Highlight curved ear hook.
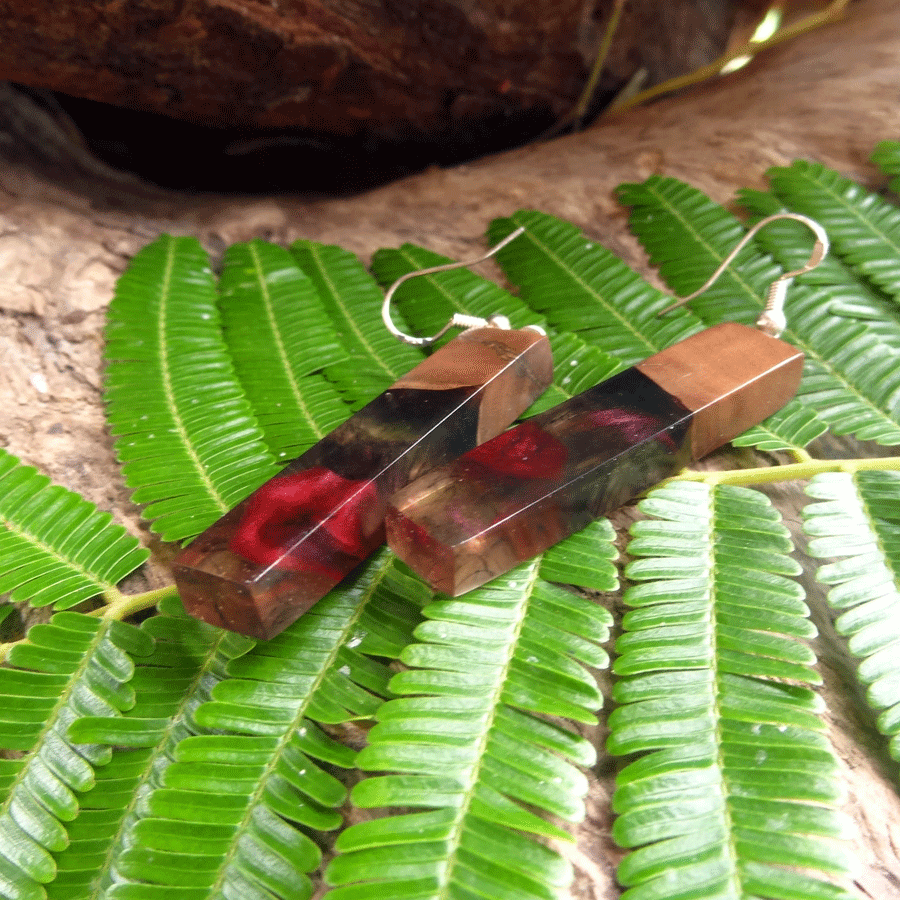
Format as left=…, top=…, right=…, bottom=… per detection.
left=658, top=213, right=830, bottom=337
left=381, top=227, right=526, bottom=347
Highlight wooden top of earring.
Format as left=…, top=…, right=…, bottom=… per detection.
left=392, top=326, right=553, bottom=445
left=636, top=321, right=804, bottom=459
left=391, top=326, right=551, bottom=392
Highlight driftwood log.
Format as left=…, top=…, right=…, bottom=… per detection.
left=0, top=0, right=735, bottom=136
left=1, top=0, right=899, bottom=897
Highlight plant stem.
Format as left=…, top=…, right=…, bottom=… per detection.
left=605, top=0, right=852, bottom=116
left=89, top=584, right=179, bottom=621
left=572, top=0, right=626, bottom=124
left=540, top=0, right=625, bottom=137
left=789, top=447, right=814, bottom=464
left=673, top=455, right=900, bottom=488
left=0, top=586, right=178, bottom=661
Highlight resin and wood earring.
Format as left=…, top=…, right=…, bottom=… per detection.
left=173, top=228, right=553, bottom=639
left=386, top=214, right=829, bottom=596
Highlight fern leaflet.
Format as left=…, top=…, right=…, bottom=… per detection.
left=738, top=187, right=900, bottom=351
left=104, top=235, right=279, bottom=541
left=765, top=159, right=900, bottom=300
left=804, top=471, right=900, bottom=760
left=54, top=597, right=251, bottom=899
left=0, top=614, right=151, bottom=900
left=290, top=240, right=424, bottom=405
left=218, top=240, right=349, bottom=461
left=0, top=450, right=148, bottom=610
left=871, top=139, right=900, bottom=194
left=611, top=482, right=854, bottom=900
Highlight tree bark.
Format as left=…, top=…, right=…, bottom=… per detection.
left=1, top=1, right=899, bottom=897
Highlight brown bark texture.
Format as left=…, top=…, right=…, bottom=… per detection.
left=1, top=1, right=900, bottom=898
left=0, top=0, right=734, bottom=136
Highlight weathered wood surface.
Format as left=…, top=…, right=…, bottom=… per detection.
left=1, top=1, right=899, bottom=897
left=0, top=0, right=735, bottom=136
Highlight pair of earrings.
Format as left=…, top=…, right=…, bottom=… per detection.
left=173, top=215, right=828, bottom=640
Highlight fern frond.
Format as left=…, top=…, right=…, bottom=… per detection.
left=53, top=597, right=251, bottom=899
left=610, top=482, right=855, bottom=900
left=622, top=176, right=900, bottom=445
left=326, top=559, right=612, bottom=900
left=804, top=471, right=900, bottom=760
left=731, top=400, right=828, bottom=452
left=0, top=450, right=148, bottom=610
left=0, top=613, right=151, bottom=900
left=290, top=240, right=425, bottom=404
left=871, top=139, right=900, bottom=194
left=487, top=210, right=704, bottom=365
left=218, top=240, right=349, bottom=461
left=71, top=555, right=406, bottom=900
left=765, top=160, right=900, bottom=300
left=539, top=519, right=618, bottom=590
left=620, top=178, right=774, bottom=326
left=104, top=235, right=279, bottom=541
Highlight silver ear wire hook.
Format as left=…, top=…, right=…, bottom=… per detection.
left=382, top=227, right=527, bottom=347
left=657, top=213, right=829, bottom=337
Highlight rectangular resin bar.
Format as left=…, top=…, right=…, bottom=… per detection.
left=173, top=326, right=552, bottom=638
left=386, top=322, right=804, bottom=596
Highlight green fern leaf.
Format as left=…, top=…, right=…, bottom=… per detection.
left=803, top=470, right=900, bottom=760
left=290, top=240, right=425, bottom=404
left=52, top=597, right=251, bottom=899
left=610, top=482, right=855, bottom=900
left=104, top=235, right=280, bottom=541
left=486, top=210, right=704, bottom=365
left=326, top=560, right=612, bottom=900
left=351, top=555, right=434, bottom=659
left=620, top=177, right=776, bottom=326
left=539, top=519, right=618, bottom=590
left=622, top=176, right=900, bottom=445
left=0, top=450, right=148, bottom=610
left=71, top=555, right=406, bottom=900
left=871, top=139, right=900, bottom=194
left=218, top=240, right=349, bottom=461
left=0, top=613, right=151, bottom=900
left=731, top=400, right=827, bottom=452
left=765, top=159, right=900, bottom=300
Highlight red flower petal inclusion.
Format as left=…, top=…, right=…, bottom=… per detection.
left=229, top=467, right=379, bottom=578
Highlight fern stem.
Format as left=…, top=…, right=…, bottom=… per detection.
left=674, top=455, right=900, bottom=488
left=789, top=447, right=815, bottom=464
left=90, top=585, right=179, bottom=621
